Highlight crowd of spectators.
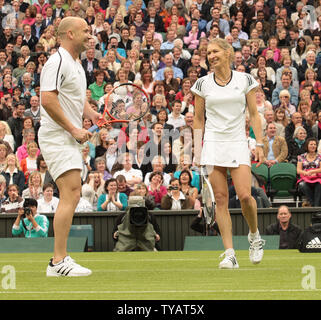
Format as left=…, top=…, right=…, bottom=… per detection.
left=0, top=0, right=321, bottom=215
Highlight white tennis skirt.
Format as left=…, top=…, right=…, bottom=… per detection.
left=38, top=126, right=83, bottom=181
left=201, top=140, right=251, bottom=168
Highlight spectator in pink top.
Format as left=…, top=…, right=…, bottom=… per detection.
left=16, top=128, right=40, bottom=163
left=183, top=19, right=206, bottom=50
left=147, top=171, right=167, bottom=208
left=262, top=36, right=281, bottom=63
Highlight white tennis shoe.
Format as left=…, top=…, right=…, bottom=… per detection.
left=46, top=255, right=92, bottom=277
left=219, top=250, right=239, bottom=269
left=248, top=233, right=265, bottom=264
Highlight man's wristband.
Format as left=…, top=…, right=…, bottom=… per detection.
left=256, top=143, right=264, bottom=148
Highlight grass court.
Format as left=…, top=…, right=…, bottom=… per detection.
left=0, top=250, right=320, bottom=300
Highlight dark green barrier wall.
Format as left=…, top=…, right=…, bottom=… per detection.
left=0, top=208, right=317, bottom=251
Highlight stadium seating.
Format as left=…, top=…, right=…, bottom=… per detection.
left=69, top=225, right=94, bottom=251
left=0, top=237, right=88, bottom=253
left=184, top=235, right=280, bottom=250
left=269, top=163, right=298, bottom=201
left=251, top=163, right=269, bottom=187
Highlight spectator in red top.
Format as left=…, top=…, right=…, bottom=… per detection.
left=34, top=0, right=51, bottom=17
left=147, top=171, right=167, bottom=208
left=175, top=78, right=194, bottom=115
left=164, top=5, right=185, bottom=31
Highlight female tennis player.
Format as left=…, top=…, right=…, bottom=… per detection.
left=191, top=38, right=265, bottom=269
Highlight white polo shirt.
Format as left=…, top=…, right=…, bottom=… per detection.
left=113, top=167, right=143, bottom=183
left=40, top=46, right=87, bottom=130
left=167, top=113, right=185, bottom=130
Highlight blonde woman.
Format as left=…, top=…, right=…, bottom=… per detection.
left=20, top=141, right=39, bottom=184
left=16, top=128, right=39, bottom=163
left=20, top=45, right=32, bottom=65
left=92, top=11, right=105, bottom=36
left=67, top=0, right=89, bottom=12
left=95, top=128, right=109, bottom=158
left=127, top=48, right=141, bottom=73
left=198, top=45, right=208, bottom=71
left=81, top=171, right=105, bottom=209
left=106, top=0, right=127, bottom=18
left=22, top=170, right=43, bottom=200
left=300, top=68, right=321, bottom=100
left=111, top=13, right=127, bottom=31
left=0, top=121, right=14, bottom=151
left=1, top=153, right=25, bottom=194
left=105, top=6, right=117, bottom=23
left=105, top=49, right=121, bottom=74
left=113, top=67, right=132, bottom=98
left=39, top=27, right=57, bottom=52
left=85, top=6, right=95, bottom=25
left=192, top=38, right=265, bottom=269
left=0, top=143, right=9, bottom=172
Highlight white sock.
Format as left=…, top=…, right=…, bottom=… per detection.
left=52, top=257, right=65, bottom=265
left=225, top=248, right=235, bottom=256
left=249, top=229, right=260, bottom=240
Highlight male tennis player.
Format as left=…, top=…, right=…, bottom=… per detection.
left=39, top=17, right=100, bottom=277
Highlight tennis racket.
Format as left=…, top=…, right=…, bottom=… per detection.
left=200, top=166, right=215, bottom=226
left=88, top=82, right=151, bottom=133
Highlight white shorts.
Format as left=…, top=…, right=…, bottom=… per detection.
left=38, top=126, right=83, bottom=181
left=201, top=140, right=250, bottom=168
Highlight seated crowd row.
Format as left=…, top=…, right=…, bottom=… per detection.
left=1, top=0, right=321, bottom=213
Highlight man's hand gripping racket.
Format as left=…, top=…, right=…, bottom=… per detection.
left=87, top=82, right=151, bottom=133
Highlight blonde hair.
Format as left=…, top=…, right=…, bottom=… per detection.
left=27, top=141, right=38, bottom=152
left=0, top=121, right=12, bottom=135
left=28, top=171, right=42, bottom=186
left=208, top=38, right=235, bottom=64
left=279, top=89, right=291, bottom=98
left=5, top=154, right=21, bottom=171
left=98, top=128, right=109, bottom=145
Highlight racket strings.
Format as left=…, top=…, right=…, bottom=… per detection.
left=201, top=173, right=215, bottom=225
left=106, top=84, right=150, bottom=121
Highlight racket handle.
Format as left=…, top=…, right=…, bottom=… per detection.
left=88, top=124, right=99, bottom=133
left=76, top=124, right=99, bottom=144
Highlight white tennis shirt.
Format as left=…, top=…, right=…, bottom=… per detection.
left=40, top=47, right=87, bottom=130
left=191, top=71, right=258, bottom=142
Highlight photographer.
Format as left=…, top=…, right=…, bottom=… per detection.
left=106, top=36, right=126, bottom=64
left=161, top=178, right=194, bottom=210
left=113, top=196, right=161, bottom=251
left=12, top=198, right=49, bottom=238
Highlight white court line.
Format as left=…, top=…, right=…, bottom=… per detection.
left=12, top=267, right=288, bottom=274
left=0, top=258, right=203, bottom=263
left=1, top=289, right=321, bottom=295
left=1, top=256, right=321, bottom=263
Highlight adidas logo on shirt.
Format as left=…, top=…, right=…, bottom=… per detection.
left=306, top=237, right=321, bottom=249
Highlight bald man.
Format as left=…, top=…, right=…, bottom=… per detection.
left=39, top=17, right=100, bottom=277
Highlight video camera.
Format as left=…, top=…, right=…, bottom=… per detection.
left=128, top=196, right=148, bottom=226
left=114, top=196, right=160, bottom=251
